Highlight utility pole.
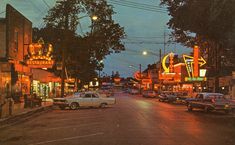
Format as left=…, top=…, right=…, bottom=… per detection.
left=163, top=30, right=166, bottom=56
left=139, top=64, right=142, bottom=94
left=61, top=1, right=69, bottom=97
left=159, top=49, right=162, bottom=93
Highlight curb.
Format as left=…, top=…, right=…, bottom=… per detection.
left=0, top=105, right=53, bottom=129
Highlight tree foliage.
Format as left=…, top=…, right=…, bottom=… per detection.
left=161, top=0, right=235, bottom=70
left=34, top=0, right=125, bottom=85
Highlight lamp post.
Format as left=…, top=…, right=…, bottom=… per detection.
left=129, top=64, right=142, bottom=94
left=142, top=49, right=162, bottom=92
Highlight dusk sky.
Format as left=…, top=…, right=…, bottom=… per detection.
left=0, top=0, right=191, bottom=77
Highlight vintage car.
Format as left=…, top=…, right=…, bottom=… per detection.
left=186, top=92, right=235, bottom=113
left=53, top=91, right=116, bottom=110
left=142, top=90, right=157, bottom=98
left=129, top=89, right=139, bottom=95
left=158, top=91, right=187, bottom=103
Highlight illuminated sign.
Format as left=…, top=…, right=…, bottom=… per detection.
left=26, top=60, right=54, bottom=68
left=185, top=77, right=207, bottom=82
left=162, top=52, right=175, bottom=73
left=199, top=69, right=207, bottom=77
left=26, top=38, right=54, bottom=69
left=183, top=56, right=206, bottom=77
left=183, top=46, right=207, bottom=82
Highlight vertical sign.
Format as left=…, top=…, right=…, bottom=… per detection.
left=193, top=45, right=199, bottom=77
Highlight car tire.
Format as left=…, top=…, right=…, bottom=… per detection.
left=204, top=106, right=209, bottom=113
left=59, top=106, right=66, bottom=110
left=187, top=104, right=193, bottom=111
left=70, top=102, right=79, bottom=110
left=100, top=103, right=107, bottom=108
left=224, top=110, right=230, bottom=114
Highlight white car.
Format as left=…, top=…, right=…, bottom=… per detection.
left=53, top=91, right=116, bottom=110
left=129, top=89, right=139, bottom=95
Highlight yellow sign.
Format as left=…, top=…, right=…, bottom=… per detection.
left=183, top=55, right=206, bottom=77
left=26, top=38, right=54, bottom=69
left=162, top=52, right=174, bottom=73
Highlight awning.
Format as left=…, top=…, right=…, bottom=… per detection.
left=32, top=69, right=61, bottom=83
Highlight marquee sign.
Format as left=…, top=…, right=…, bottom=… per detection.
left=183, top=46, right=207, bottom=82
left=26, top=38, right=54, bottom=69
left=162, top=52, right=175, bottom=73
left=183, top=55, right=206, bottom=77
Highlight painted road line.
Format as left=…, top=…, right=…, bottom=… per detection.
left=28, top=132, right=104, bottom=145
left=30, top=122, right=102, bottom=133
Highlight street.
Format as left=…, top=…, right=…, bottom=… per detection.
left=1, top=92, right=235, bottom=145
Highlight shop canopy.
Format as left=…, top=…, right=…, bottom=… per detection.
left=32, top=69, right=61, bottom=83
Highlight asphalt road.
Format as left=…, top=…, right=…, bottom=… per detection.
left=0, top=92, right=235, bottom=145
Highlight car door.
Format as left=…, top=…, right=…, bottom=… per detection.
left=80, top=93, right=92, bottom=107
left=91, top=93, right=101, bottom=107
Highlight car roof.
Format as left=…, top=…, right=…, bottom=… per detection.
left=197, top=92, right=224, bottom=96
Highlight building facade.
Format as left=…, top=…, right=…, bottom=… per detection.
left=0, top=4, right=32, bottom=117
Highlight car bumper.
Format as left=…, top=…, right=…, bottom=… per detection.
left=53, top=102, right=69, bottom=107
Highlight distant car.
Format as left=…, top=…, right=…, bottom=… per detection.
left=158, top=92, right=188, bottom=103
left=158, top=93, right=176, bottom=102
left=129, top=89, right=139, bottom=95
left=186, top=92, right=235, bottom=113
left=53, top=91, right=116, bottom=110
left=142, top=90, right=157, bottom=98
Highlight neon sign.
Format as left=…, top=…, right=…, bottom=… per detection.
left=183, top=55, right=206, bottom=77
left=183, top=46, right=207, bottom=82
left=26, top=38, right=54, bottom=68
left=162, top=52, right=175, bottom=73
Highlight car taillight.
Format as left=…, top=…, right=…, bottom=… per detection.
left=211, top=99, right=215, bottom=103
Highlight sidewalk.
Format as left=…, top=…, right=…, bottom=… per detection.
left=12, top=101, right=53, bottom=115
left=0, top=101, right=53, bottom=129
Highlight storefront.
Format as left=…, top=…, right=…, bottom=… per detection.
left=32, top=69, right=60, bottom=99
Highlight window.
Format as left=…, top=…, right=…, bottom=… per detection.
left=14, top=31, right=19, bottom=52
left=92, top=94, right=98, bottom=98
left=84, top=94, right=91, bottom=98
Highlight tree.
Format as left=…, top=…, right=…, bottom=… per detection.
left=35, top=0, right=125, bottom=93
left=160, top=0, right=235, bottom=68
left=161, top=0, right=235, bottom=92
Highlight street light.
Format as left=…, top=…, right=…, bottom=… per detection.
left=128, top=64, right=142, bottom=94
left=142, top=51, right=148, bottom=56
left=91, top=15, right=98, bottom=21
left=142, top=49, right=162, bottom=91
left=98, top=60, right=103, bottom=88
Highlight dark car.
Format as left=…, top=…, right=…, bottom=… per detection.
left=158, top=92, right=177, bottom=102
left=142, top=90, right=157, bottom=98
left=186, top=93, right=235, bottom=113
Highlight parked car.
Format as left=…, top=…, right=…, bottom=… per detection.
left=158, top=92, right=177, bottom=102
left=186, top=92, right=235, bottom=113
left=159, top=91, right=188, bottom=103
left=129, top=89, right=139, bottom=95
left=53, top=91, right=116, bottom=110
left=99, top=86, right=114, bottom=97
left=142, top=90, right=157, bottom=98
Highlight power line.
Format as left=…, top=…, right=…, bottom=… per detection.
left=110, top=0, right=167, bottom=11
left=109, top=1, right=167, bottom=13
left=42, top=0, right=51, bottom=9
left=123, top=41, right=175, bottom=44
left=0, top=11, right=6, bottom=15
left=109, top=2, right=166, bottom=13
left=119, top=0, right=165, bottom=9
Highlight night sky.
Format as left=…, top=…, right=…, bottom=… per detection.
left=0, top=0, right=191, bottom=77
